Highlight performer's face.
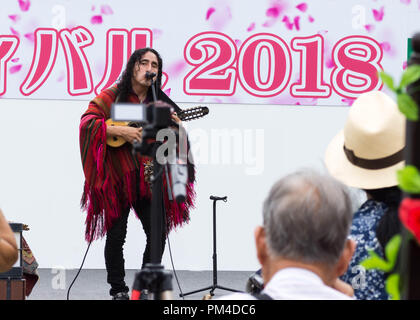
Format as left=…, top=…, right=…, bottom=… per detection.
left=132, top=51, right=159, bottom=88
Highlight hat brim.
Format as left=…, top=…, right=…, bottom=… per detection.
left=325, top=130, right=405, bottom=190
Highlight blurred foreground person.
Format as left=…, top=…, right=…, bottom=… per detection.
left=0, top=209, right=18, bottom=273
left=325, top=91, right=405, bottom=300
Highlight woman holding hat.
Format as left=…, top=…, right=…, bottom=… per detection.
left=325, top=90, right=405, bottom=300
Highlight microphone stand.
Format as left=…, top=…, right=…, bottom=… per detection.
left=150, top=74, right=158, bottom=102
left=180, top=196, right=241, bottom=298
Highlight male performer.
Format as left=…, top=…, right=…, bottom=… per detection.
left=79, top=48, right=195, bottom=300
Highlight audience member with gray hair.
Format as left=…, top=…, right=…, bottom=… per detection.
left=219, top=169, right=356, bottom=300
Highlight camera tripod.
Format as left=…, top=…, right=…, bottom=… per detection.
left=179, top=195, right=241, bottom=298
left=131, top=76, right=176, bottom=300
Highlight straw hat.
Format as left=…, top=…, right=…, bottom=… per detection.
left=325, top=91, right=406, bottom=190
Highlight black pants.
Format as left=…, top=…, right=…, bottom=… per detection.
left=104, top=198, right=166, bottom=296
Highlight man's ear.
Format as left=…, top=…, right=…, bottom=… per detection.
left=335, top=239, right=356, bottom=277
left=255, top=226, right=268, bottom=266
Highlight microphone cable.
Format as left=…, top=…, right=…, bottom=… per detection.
left=66, top=220, right=97, bottom=300
left=166, top=232, right=185, bottom=300
left=161, top=164, right=185, bottom=299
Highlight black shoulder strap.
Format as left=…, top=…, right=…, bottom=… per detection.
left=252, top=292, right=273, bottom=300
left=155, top=87, right=182, bottom=113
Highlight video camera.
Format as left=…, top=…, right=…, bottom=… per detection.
left=111, top=99, right=188, bottom=203
left=110, top=100, right=173, bottom=150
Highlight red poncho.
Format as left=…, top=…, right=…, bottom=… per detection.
left=79, top=86, right=195, bottom=242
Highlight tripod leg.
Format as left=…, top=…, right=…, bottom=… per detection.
left=209, top=286, right=216, bottom=296
left=216, top=285, right=242, bottom=293
left=179, top=285, right=213, bottom=297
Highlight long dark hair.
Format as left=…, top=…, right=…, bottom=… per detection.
left=116, top=48, right=163, bottom=102
left=366, top=186, right=402, bottom=250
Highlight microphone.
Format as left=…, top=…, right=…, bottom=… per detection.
left=145, top=71, right=156, bottom=79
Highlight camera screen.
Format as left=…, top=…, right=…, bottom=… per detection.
left=111, top=103, right=147, bottom=122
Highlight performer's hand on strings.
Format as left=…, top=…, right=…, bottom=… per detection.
left=122, top=126, right=143, bottom=144
left=107, top=125, right=143, bottom=144
left=171, top=112, right=182, bottom=124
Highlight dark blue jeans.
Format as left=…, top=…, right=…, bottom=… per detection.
left=104, top=198, right=166, bottom=296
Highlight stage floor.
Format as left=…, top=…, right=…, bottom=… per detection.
left=27, top=268, right=254, bottom=300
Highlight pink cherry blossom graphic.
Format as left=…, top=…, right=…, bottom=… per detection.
left=152, top=28, right=163, bottom=39
left=227, top=96, right=240, bottom=104
left=95, top=61, right=105, bottom=78
left=166, top=60, right=187, bottom=77
left=10, top=27, right=20, bottom=37
left=266, top=0, right=287, bottom=18
left=380, top=42, right=391, bottom=52
left=296, top=3, right=308, bottom=12
left=206, top=4, right=232, bottom=31
left=206, top=7, right=216, bottom=20
left=262, top=19, right=276, bottom=28
left=364, top=24, right=375, bottom=33
left=282, top=16, right=294, bottom=30
left=342, top=98, right=355, bottom=106
left=24, top=32, right=34, bottom=43
left=308, top=15, right=315, bottom=23
left=372, top=6, right=384, bottom=21
left=11, top=58, right=20, bottom=63
left=18, top=0, right=30, bottom=12
left=266, top=6, right=281, bottom=18
left=294, top=16, right=300, bottom=31
left=269, top=95, right=301, bottom=105
left=91, top=15, right=103, bottom=25
left=8, top=14, right=21, bottom=23
left=247, top=22, right=256, bottom=32
left=101, top=5, right=114, bottom=15
left=325, top=58, right=335, bottom=69
left=57, top=70, right=65, bottom=82
left=9, top=64, right=22, bottom=74
left=310, top=98, right=318, bottom=105
left=164, top=88, right=171, bottom=96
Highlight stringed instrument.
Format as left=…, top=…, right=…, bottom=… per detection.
left=106, top=105, right=209, bottom=147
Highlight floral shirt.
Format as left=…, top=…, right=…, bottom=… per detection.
left=340, top=199, right=389, bottom=300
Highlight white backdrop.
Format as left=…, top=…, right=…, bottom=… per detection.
left=0, top=97, right=360, bottom=271
left=3, top=0, right=408, bottom=273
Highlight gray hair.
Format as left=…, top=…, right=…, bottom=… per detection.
left=262, top=169, right=353, bottom=265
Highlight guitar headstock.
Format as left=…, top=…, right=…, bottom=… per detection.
left=179, top=106, right=209, bottom=121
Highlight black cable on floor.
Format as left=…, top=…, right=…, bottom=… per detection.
left=66, top=223, right=96, bottom=300
left=167, top=233, right=185, bottom=300
left=66, top=240, right=92, bottom=300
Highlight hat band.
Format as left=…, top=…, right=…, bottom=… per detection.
left=343, top=145, right=404, bottom=170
